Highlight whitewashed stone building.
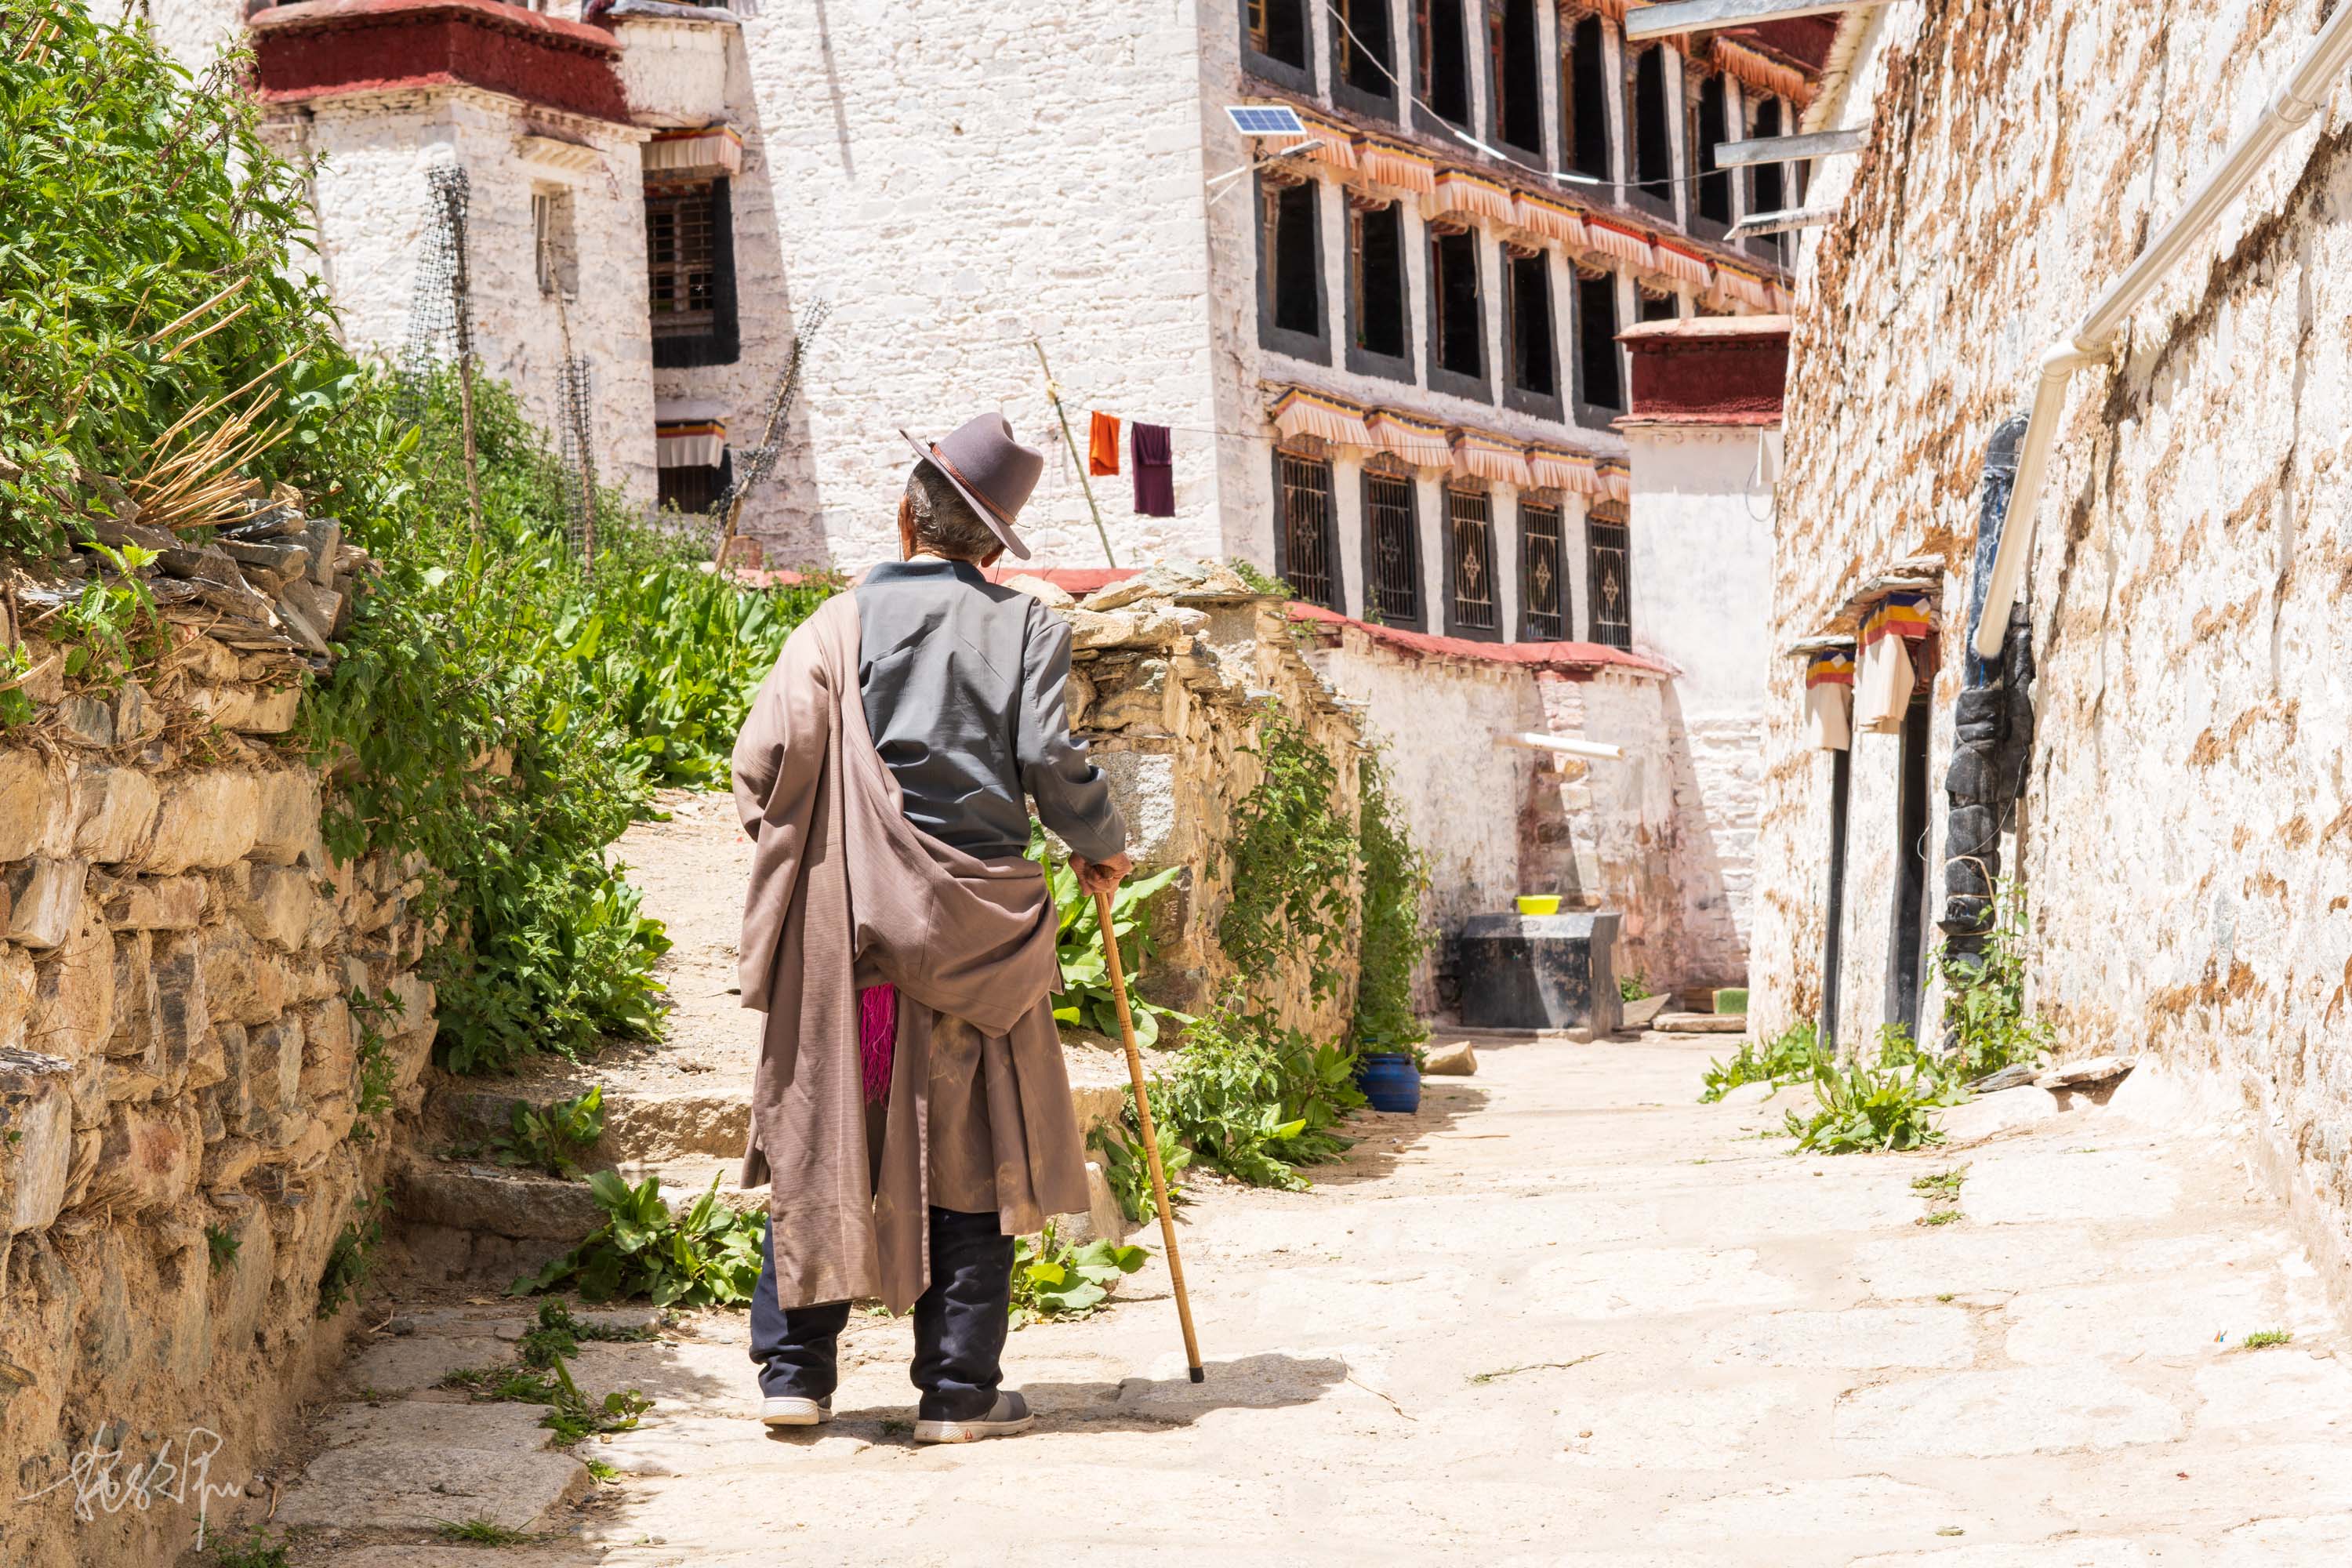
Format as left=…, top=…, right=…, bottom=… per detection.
left=1750, top=0, right=2352, bottom=1285
left=154, top=0, right=1834, bottom=1002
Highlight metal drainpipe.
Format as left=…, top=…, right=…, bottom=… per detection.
left=1973, top=2, right=2352, bottom=662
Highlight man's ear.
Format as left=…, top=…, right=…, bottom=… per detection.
left=978, top=546, right=1005, bottom=570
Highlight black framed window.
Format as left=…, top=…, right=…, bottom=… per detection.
left=1627, top=44, right=1673, bottom=215
left=1504, top=249, right=1560, bottom=418
left=1428, top=223, right=1488, bottom=400
left=1334, top=0, right=1398, bottom=116
left=1586, top=499, right=1630, bottom=648
left=1748, top=96, right=1791, bottom=267
left=1276, top=451, right=1339, bottom=609
left=1639, top=286, right=1679, bottom=323
left=1245, top=0, right=1312, bottom=83
left=647, top=177, right=739, bottom=368
left=1446, top=485, right=1499, bottom=638
left=1563, top=13, right=1611, bottom=180
left=1363, top=470, right=1422, bottom=627
left=1490, top=0, right=1544, bottom=157
left=1347, top=198, right=1411, bottom=378
left=1519, top=499, right=1564, bottom=641
left=1574, top=270, right=1623, bottom=414
left=1258, top=175, right=1330, bottom=363
left=1417, top=0, right=1474, bottom=131
left=1691, top=69, right=1733, bottom=234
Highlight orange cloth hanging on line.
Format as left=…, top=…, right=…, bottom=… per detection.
left=1087, top=412, right=1120, bottom=477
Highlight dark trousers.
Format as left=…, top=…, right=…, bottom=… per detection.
left=750, top=1207, right=1014, bottom=1422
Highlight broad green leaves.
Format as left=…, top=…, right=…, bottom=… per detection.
left=519, top=1174, right=764, bottom=1308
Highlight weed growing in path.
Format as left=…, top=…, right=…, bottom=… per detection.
left=518, top=1173, right=763, bottom=1306
left=1701, top=1023, right=1822, bottom=1102
left=434, top=1519, right=534, bottom=1545
left=207, top=1530, right=289, bottom=1568
left=1008, top=1224, right=1150, bottom=1322
left=1787, top=1034, right=1962, bottom=1154
left=2235, top=1329, right=2295, bottom=1352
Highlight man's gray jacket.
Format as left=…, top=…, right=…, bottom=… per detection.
left=852, top=557, right=1126, bottom=864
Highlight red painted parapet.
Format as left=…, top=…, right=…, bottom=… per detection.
left=1617, top=315, right=1791, bottom=429
left=247, top=0, right=631, bottom=124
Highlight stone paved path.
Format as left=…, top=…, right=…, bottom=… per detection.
left=263, top=1033, right=2352, bottom=1566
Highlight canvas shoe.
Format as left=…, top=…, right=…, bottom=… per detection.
left=759, top=1395, right=832, bottom=1427
left=913, top=1390, right=1033, bottom=1445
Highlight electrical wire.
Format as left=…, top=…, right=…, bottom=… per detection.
left=1312, top=0, right=1795, bottom=199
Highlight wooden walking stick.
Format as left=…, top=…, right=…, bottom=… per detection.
left=1093, top=886, right=1204, bottom=1383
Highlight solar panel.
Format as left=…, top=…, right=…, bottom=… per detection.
left=1226, top=105, right=1308, bottom=137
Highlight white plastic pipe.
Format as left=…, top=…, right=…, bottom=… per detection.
left=1504, top=732, right=1625, bottom=761
left=1975, top=2, right=2352, bottom=661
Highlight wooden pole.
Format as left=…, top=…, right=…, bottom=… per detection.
left=1030, top=339, right=1119, bottom=569
left=1093, top=887, right=1203, bottom=1382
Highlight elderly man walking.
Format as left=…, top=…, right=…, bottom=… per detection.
left=730, top=414, right=1131, bottom=1443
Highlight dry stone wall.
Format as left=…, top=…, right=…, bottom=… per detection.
left=1016, top=564, right=1367, bottom=1044
left=1755, top=1, right=2352, bottom=1292
left=0, top=501, right=435, bottom=1568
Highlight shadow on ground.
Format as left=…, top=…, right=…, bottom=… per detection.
left=793, top=1352, right=1348, bottom=1443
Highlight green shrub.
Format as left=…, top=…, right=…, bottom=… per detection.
left=1933, top=879, right=2055, bottom=1080
left=1784, top=1029, right=1963, bottom=1154
left=1138, top=996, right=1363, bottom=1193
left=492, top=1085, right=606, bottom=1181
left=1352, top=749, right=1432, bottom=1051
left=517, top=1173, right=764, bottom=1307
left=1008, top=1224, right=1149, bottom=1321
left=1700, top=1022, right=1822, bottom=1103
left=1031, top=823, right=1189, bottom=1046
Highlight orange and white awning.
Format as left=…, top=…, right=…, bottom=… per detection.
left=1712, top=260, right=1774, bottom=310
left=1452, top=429, right=1534, bottom=488
left=644, top=124, right=744, bottom=180
left=1526, top=446, right=1606, bottom=497
left=1715, top=41, right=1813, bottom=108
left=655, top=399, right=727, bottom=468
left=1599, top=462, right=1632, bottom=503
left=1357, top=136, right=1438, bottom=195
left=1428, top=169, right=1516, bottom=226
left=1365, top=408, right=1453, bottom=469
left=1281, top=111, right=1359, bottom=171
left=1269, top=387, right=1374, bottom=448
left=1653, top=239, right=1713, bottom=289
left=1584, top=216, right=1657, bottom=270
left=1512, top=190, right=1589, bottom=246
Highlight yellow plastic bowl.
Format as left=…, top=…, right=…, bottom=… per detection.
left=1515, top=895, right=1561, bottom=916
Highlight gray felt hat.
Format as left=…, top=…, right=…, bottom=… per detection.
left=898, top=413, right=1044, bottom=560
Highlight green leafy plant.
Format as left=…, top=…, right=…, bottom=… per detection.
left=1030, top=823, right=1189, bottom=1047
left=205, top=1222, right=240, bottom=1274
left=1784, top=1030, right=1963, bottom=1154
left=517, top=1173, right=764, bottom=1307
left=492, top=1085, right=606, bottom=1181
left=1619, top=971, right=1654, bottom=1003
left=447, top=1301, right=653, bottom=1446
left=1217, top=716, right=1360, bottom=1002
left=348, top=990, right=400, bottom=1142
left=2235, top=1329, right=2294, bottom=1352
left=1352, top=748, right=1432, bottom=1052
left=1934, top=879, right=2056, bottom=1081
left=1227, top=557, right=1292, bottom=596
left=1700, top=1022, right=1823, bottom=1103
left=434, top=1519, right=534, bottom=1545
left=315, top=1189, right=385, bottom=1319
left=1088, top=1121, right=1194, bottom=1224
left=1008, top=1223, right=1149, bottom=1321
left=206, top=1529, right=289, bottom=1568
left=1138, top=994, right=1363, bottom=1192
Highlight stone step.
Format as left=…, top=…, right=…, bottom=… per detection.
left=271, top=1398, right=590, bottom=1535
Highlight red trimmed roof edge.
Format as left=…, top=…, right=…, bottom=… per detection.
left=1285, top=602, right=1674, bottom=676
left=246, top=0, right=622, bottom=53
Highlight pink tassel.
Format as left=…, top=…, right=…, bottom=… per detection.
left=857, top=984, right=897, bottom=1105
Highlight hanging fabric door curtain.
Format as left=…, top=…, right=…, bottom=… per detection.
left=1805, top=647, right=1855, bottom=751
left=1853, top=592, right=1936, bottom=733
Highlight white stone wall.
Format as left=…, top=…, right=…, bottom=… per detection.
left=1624, top=424, right=1776, bottom=984
left=722, top=0, right=1225, bottom=571
left=274, top=88, right=659, bottom=502
left=1754, top=0, right=2352, bottom=1276
left=143, top=0, right=245, bottom=73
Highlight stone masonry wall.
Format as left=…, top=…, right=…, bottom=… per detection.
left=1752, top=0, right=2352, bottom=1289
left=0, top=508, right=435, bottom=1568
left=1018, top=564, right=1366, bottom=1044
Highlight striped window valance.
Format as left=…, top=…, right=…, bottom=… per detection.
left=1357, top=136, right=1439, bottom=195
left=1427, top=169, right=1516, bottom=226
left=644, top=124, right=744, bottom=179
left=655, top=399, right=727, bottom=468
left=1269, top=387, right=1374, bottom=448
left=1451, top=430, right=1534, bottom=489
left=1363, top=408, right=1454, bottom=469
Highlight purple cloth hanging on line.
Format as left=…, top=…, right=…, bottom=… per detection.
left=1131, top=422, right=1174, bottom=517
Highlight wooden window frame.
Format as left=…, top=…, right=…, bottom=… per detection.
left=1519, top=496, right=1566, bottom=641
left=1444, top=483, right=1501, bottom=641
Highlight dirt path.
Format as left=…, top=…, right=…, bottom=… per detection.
left=260, top=1023, right=2352, bottom=1566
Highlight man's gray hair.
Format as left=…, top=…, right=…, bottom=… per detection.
left=904, top=460, right=1002, bottom=560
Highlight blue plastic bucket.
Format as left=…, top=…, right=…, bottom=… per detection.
left=1356, top=1051, right=1422, bottom=1114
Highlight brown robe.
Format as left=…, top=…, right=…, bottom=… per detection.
left=732, top=593, right=1091, bottom=1313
